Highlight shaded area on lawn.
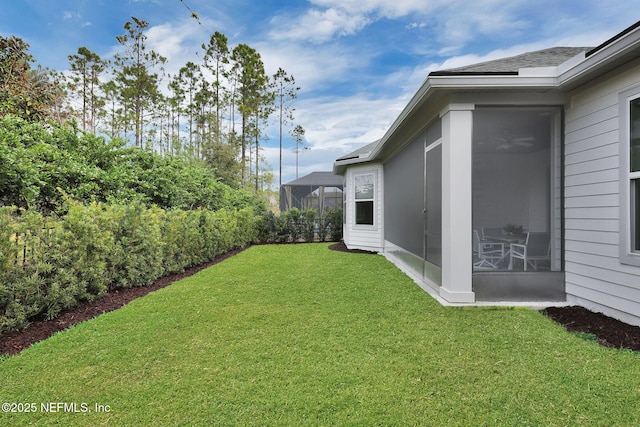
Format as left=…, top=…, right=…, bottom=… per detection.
left=1, top=243, right=639, bottom=355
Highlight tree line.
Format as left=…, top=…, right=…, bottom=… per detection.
left=0, top=17, right=303, bottom=192
left=0, top=14, right=343, bottom=334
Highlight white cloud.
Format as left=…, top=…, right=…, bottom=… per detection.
left=266, top=0, right=553, bottom=50
left=135, top=17, right=225, bottom=78
left=268, top=7, right=371, bottom=43
left=406, top=22, right=427, bottom=30
left=267, top=0, right=435, bottom=43
left=309, top=0, right=436, bottom=18
left=145, top=23, right=191, bottom=62
left=62, top=10, right=92, bottom=28
left=296, top=95, right=402, bottom=153
left=256, top=90, right=407, bottom=187
left=255, top=39, right=375, bottom=95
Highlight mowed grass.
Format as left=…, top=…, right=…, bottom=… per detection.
left=1, top=243, right=639, bottom=426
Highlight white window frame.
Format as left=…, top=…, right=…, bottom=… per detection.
left=619, top=88, right=640, bottom=265
left=354, top=172, right=376, bottom=227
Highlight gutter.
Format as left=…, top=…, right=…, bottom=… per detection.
left=558, top=23, right=640, bottom=89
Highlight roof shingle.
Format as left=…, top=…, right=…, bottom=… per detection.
left=431, top=47, right=591, bottom=75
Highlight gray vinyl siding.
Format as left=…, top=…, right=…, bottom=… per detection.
left=564, top=60, right=640, bottom=325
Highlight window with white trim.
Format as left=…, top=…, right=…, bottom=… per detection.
left=630, top=97, right=640, bottom=252
left=354, top=173, right=374, bottom=225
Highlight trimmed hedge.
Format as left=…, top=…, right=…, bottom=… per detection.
left=0, top=201, right=259, bottom=333
left=257, top=207, right=343, bottom=244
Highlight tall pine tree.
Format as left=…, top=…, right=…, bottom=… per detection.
left=113, top=17, right=166, bottom=147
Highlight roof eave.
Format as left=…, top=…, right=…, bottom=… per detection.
left=365, top=78, right=436, bottom=161
left=334, top=21, right=640, bottom=172
left=333, top=156, right=363, bottom=175
left=559, top=23, right=640, bottom=89
left=364, top=74, right=558, bottom=161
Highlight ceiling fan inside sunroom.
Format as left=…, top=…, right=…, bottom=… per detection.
left=492, top=130, right=535, bottom=150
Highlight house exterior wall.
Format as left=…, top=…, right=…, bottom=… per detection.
left=565, top=58, right=640, bottom=326
left=335, top=22, right=640, bottom=326
left=343, top=163, right=384, bottom=252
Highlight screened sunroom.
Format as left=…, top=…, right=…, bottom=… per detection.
left=379, top=105, right=565, bottom=302
left=279, top=171, right=343, bottom=215
left=471, top=106, right=564, bottom=301
left=338, top=104, right=566, bottom=303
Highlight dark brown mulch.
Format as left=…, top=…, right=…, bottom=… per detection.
left=543, top=305, right=640, bottom=352
left=0, top=247, right=246, bottom=356
left=2, top=244, right=639, bottom=355
left=328, top=241, right=378, bottom=254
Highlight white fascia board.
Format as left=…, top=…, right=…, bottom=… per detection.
left=333, top=152, right=372, bottom=175
left=427, top=75, right=558, bottom=88
left=518, top=66, right=558, bottom=77
left=558, top=27, right=640, bottom=87
left=557, top=51, right=589, bottom=75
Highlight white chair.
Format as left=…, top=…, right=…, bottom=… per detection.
left=473, top=230, right=505, bottom=269
left=509, top=232, right=550, bottom=271
left=482, top=227, right=504, bottom=240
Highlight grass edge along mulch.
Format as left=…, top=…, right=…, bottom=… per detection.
left=1, top=243, right=639, bottom=426
left=0, top=247, right=247, bottom=356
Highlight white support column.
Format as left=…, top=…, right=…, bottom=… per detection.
left=439, top=104, right=475, bottom=303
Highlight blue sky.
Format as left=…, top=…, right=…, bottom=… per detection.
left=2, top=0, right=640, bottom=187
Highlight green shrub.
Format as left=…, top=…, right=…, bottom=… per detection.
left=282, top=208, right=300, bottom=242
left=256, top=208, right=343, bottom=244
left=234, top=207, right=259, bottom=247
left=301, top=210, right=317, bottom=242
left=162, top=209, right=199, bottom=274
left=102, top=203, right=164, bottom=290
left=0, top=198, right=260, bottom=334
left=0, top=207, right=19, bottom=280
left=316, top=212, right=328, bottom=242
left=257, top=211, right=288, bottom=243
left=283, top=208, right=317, bottom=242
left=0, top=207, right=34, bottom=331
left=37, top=202, right=112, bottom=319
left=0, top=115, right=262, bottom=215
left=323, top=207, right=343, bottom=242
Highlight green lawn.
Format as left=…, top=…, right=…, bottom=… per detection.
left=1, top=243, right=639, bottom=426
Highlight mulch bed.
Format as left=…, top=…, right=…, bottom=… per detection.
left=2, top=243, right=639, bottom=355
left=543, top=306, right=640, bottom=351
left=328, top=241, right=378, bottom=254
